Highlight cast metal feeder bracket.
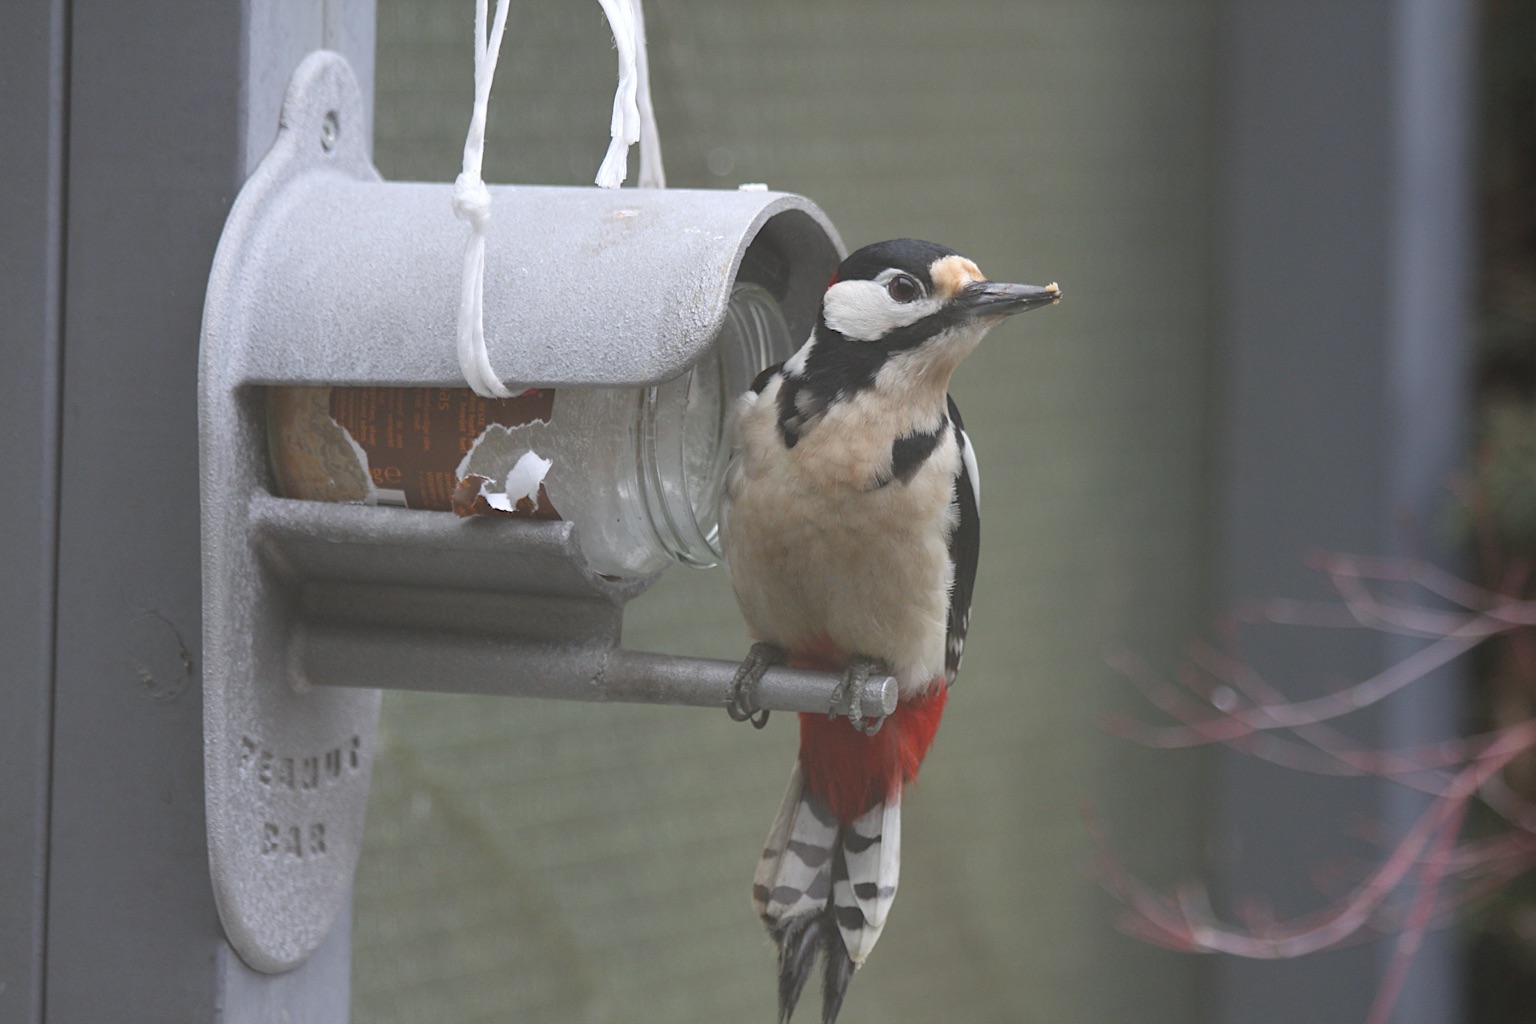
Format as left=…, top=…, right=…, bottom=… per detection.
left=199, top=51, right=883, bottom=975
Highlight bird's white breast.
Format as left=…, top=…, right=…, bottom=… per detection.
left=720, top=377, right=959, bottom=694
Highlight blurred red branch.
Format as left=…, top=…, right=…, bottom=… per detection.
left=1097, top=551, right=1536, bottom=1023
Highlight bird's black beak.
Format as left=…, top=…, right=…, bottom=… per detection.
left=956, top=280, right=1061, bottom=319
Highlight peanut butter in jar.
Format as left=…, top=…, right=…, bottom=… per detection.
left=265, top=385, right=558, bottom=515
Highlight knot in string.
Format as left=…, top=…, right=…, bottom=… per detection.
left=452, top=0, right=514, bottom=398
left=451, top=173, right=493, bottom=231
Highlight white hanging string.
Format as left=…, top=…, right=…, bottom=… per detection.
left=453, top=0, right=666, bottom=396
left=628, top=0, right=666, bottom=189
left=452, top=0, right=514, bottom=398
left=595, top=0, right=665, bottom=189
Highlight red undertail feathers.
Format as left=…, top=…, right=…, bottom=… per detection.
left=797, top=684, right=947, bottom=824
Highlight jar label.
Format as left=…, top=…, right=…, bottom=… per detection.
left=268, top=386, right=559, bottom=517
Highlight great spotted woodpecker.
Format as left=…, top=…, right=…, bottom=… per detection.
left=720, top=238, right=1060, bottom=1023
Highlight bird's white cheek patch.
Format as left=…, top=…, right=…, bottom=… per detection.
left=822, top=280, right=940, bottom=342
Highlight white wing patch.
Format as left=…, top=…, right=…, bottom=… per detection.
left=782, top=337, right=814, bottom=378
left=958, top=427, right=980, bottom=510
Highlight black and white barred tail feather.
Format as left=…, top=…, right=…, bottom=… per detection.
left=754, top=765, right=902, bottom=1023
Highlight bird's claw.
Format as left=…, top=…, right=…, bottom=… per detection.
left=829, top=657, right=887, bottom=736
left=728, top=642, right=784, bottom=729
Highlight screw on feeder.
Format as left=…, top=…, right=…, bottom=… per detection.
left=320, top=109, right=338, bottom=152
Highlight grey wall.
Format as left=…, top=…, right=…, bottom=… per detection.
left=0, top=4, right=371, bottom=1021
left=1212, top=2, right=1473, bottom=1022
left=0, top=3, right=67, bottom=1016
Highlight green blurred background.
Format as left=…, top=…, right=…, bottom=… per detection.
left=352, top=2, right=1215, bottom=1021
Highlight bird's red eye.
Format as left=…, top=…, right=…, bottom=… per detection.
left=887, top=274, right=921, bottom=303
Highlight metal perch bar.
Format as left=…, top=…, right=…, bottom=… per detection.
left=255, top=496, right=899, bottom=718
left=600, top=650, right=898, bottom=716
left=299, top=625, right=897, bottom=717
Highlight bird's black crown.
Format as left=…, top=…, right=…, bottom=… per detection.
left=830, top=238, right=962, bottom=289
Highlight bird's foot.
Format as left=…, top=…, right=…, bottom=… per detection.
left=828, top=656, right=888, bottom=736
left=727, top=642, right=785, bottom=729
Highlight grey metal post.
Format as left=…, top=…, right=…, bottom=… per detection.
left=0, top=3, right=372, bottom=1022
left=1214, top=2, right=1473, bottom=1022
left=0, top=3, right=67, bottom=1022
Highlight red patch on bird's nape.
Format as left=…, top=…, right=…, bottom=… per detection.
left=797, top=684, right=949, bottom=825
left=825, top=269, right=839, bottom=291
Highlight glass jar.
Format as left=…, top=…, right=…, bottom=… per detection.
left=266, top=282, right=794, bottom=577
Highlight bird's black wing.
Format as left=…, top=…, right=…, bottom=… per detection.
left=944, top=394, right=980, bottom=684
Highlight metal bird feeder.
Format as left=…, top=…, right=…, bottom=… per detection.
left=198, top=51, right=892, bottom=974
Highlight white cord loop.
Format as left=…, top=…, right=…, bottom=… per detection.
left=453, top=0, right=514, bottom=398
left=453, top=0, right=665, bottom=395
